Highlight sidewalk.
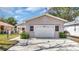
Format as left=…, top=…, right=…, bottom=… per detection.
left=10, top=36, right=20, bottom=40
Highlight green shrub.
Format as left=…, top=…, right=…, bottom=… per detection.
left=59, top=32, right=66, bottom=38
left=20, top=32, right=29, bottom=39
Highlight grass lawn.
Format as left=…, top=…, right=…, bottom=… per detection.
left=0, top=34, right=19, bottom=40
left=0, top=34, right=19, bottom=51
left=0, top=40, right=18, bottom=51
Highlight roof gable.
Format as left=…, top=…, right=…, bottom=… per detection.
left=17, top=14, right=68, bottom=26
left=24, top=13, right=68, bottom=23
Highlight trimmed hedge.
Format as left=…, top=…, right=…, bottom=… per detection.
left=20, top=32, right=29, bottom=39
left=59, top=32, right=67, bottom=38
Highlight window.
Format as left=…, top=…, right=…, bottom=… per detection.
left=30, top=26, right=34, bottom=31
left=55, top=26, right=59, bottom=31
left=22, top=28, right=25, bottom=30
left=22, top=28, right=25, bottom=31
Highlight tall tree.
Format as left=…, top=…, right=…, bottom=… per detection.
left=48, top=7, right=79, bottom=21
left=0, top=18, right=5, bottom=22
left=5, top=17, right=17, bottom=25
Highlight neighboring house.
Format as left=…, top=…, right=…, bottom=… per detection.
left=0, top=21, right=14, bottom=34
left=64, top=20, right=79, bottom=37
left=17, top=14, right=67, bottom=38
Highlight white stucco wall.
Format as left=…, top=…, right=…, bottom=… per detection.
left=64, top=25, right=79, bottom=36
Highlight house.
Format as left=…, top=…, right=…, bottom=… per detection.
left=64, top=20, right=79, bottom=37
left=0, top=21, right=14, bottom=34
left=17, top=14, right=67, bottom=38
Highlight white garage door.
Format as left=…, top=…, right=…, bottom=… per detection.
left=34, top=25, right=55, bottom=38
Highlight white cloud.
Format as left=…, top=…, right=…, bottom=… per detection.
left=14, top=15, right=19, bottom=19
left=15, top=9, right=23, bottom=13
left=39, top=9, right=48, bottom=14
left=25, top=7, right=41, bottom=12
left=15, top=7, right=39, bottom=13
left=0, top=8, right=13, bottom=14
left=15, top=9, right=29, bottom=14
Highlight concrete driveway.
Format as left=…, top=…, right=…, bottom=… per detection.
left=8, top=38, right=79, bottom=51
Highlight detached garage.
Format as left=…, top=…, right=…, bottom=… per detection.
left=17, top=14, right=67, bottom=38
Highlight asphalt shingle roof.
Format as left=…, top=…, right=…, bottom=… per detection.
left=64, top=20, right=79, bottom=26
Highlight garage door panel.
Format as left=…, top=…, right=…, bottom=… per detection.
left=34, top=25, right=55, bottom=38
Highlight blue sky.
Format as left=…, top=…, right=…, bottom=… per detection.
left=0, top=7, right=48, bottom=23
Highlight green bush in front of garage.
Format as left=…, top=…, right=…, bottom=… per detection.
left=20, top=32, right=29, bottom=39
left=59, top=32, right=67, bottom=38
